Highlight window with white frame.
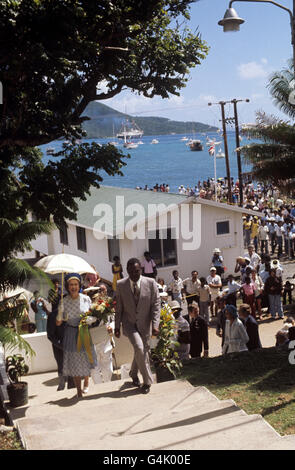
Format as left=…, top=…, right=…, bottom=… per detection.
left=216, top=220, right=230, bottom=236
left=148, top=228, right=177, bottom=267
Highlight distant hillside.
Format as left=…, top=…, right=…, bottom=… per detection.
left=82, top=102, right=218, bottom=138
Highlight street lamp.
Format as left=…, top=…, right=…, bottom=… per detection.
left=218, top=0, right=295, bottom=71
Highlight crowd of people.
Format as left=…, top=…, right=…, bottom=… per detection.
left=9, top=233, right=294, bottom=398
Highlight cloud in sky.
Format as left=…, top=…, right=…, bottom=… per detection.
left=237, top=59, right=269, bottom=80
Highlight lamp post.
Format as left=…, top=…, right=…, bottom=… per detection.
left=218, top=0, right=295, bottom=72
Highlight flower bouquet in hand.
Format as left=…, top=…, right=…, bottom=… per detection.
left=87, top=296, right=116, bottom=324
left=77, top=296, right=116, bottom=359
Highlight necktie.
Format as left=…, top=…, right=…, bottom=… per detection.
left=133, top=282, right=140, bottom=305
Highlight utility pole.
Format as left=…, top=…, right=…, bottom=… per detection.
left=232, top=98, right=250, bottom=207
left=208, top=101, right=232, bottom=203
left=209, top=99, right=250, bottom=206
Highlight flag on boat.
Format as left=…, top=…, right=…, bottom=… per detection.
left=208, top=144, right=215, bottom=156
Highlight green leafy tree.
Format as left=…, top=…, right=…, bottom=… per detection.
left=241, top=112, right=295, bottom=194
left=0, top=0, right=209, bottom=226
left=0, top=218, right=54, bottom=357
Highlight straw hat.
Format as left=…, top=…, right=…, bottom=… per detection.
left=169, top=300, right=182, bottom=310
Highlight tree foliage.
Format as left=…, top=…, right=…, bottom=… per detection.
left=0, top=0, right=209, bottom=225
left=240, top=112, right=295, bottom=194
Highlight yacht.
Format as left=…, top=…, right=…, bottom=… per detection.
left=123, top=141, right=138, bottom=149
left=189, top=140, right=203, bottom=151
left=117, top=119, right=143, bottom=140
left=151, top=139, right=159, bottom=144
left=46, top=147, right=54, bottom=155
left=216, top=148, right=225, bottom=158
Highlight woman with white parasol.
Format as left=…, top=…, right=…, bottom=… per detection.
left=35, top=254, right=98, bottom=398
left=56, top=273, right=97, bottom=398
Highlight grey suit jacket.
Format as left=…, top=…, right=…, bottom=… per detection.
left=115, top=276, right=160, bottom=337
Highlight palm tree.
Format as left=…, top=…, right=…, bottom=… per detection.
left=0, top=218, right=54, bottom=356
left=268, top=59, right=295, bottom=120
left=240, top=58, right=295, bottom=193
left=240, top=112, right=295, bottom=195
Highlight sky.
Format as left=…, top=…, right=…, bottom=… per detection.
left=101, top=0, right=293, bottom=129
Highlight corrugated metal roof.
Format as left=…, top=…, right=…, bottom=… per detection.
left=72, top=186, right=188, bottom=236
left=70, top=186, right=262, bottom=236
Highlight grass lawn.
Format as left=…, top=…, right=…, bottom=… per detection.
left=180, top=346, right=295, bottom=436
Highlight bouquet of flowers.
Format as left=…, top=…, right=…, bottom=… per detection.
left=89, top=296, right=116, bottom=323
left=77, top=296, right=116, bottom=361
left=80, top=296, right=116, bottom=325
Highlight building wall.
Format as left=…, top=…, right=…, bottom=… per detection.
left=30, top=202, right=244, bottom=285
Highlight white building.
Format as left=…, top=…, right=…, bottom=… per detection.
left=29, top=186, right=261, bottom=283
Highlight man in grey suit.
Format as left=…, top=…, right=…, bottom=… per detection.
left=115, top=258, right=160, bottom=394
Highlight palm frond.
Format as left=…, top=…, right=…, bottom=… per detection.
left=0, top=218, right=54, bottom=260
left=0, top=258, right=52, bottom=294
left=0, top=295, right=28, bottom=325
left=0, top=325, right=35, bottom=357
left=267, top=59, right=295, bottom=119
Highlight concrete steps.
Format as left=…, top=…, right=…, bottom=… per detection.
left=7, top=372, right=295, bottom=450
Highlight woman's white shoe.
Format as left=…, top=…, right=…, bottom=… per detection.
left=83, top=387, right=89, bottom=394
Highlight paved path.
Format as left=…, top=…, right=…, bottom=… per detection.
left=5, top=258, right=295, bottom=450
left=8, top=375, right=295, bottom=450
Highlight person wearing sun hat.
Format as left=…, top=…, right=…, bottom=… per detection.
left=222, top=304, right=249, bottom=355
left=207, top=267, right=222, bottom=318
left=56, top=272, right=97, bottom=398
left=211, top=248, right=224, bottom=277
left=169, top=300, right=190, bottom=361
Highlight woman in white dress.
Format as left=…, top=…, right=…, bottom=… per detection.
left=56, top=273, right=97, bottom=398
left=222, top=304, right=249, bottom=355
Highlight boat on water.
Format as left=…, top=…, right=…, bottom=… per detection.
left=216, top=148, right=225, bottom=158
left=181, top=136, right=188, bottom=141
left=117, top=119, right=143, bottom=140
left=123, top=141, right=138, bottom=149
left=46, top=147, right=54, bottom=155
left=151, top=139, right=159, bottom=144
left=189, top=140, right=203, bottom=151
left=137, top=140, right=144, bottom=145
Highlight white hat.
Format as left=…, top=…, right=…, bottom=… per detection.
left=213, top=248, right=221, bottom=253
left=159, top=291, right=168, bottom=297
left=271, top=259, right=279, bottom=268
left=169, top=300, right=182, bottom=310
left=210, top=266, right=217, bottom=271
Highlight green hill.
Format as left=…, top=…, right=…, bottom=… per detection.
left=82, top=101, right=218, bottom=138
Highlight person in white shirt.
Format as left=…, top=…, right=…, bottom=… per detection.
left=225, top=274, right=241, bottom=307
left=168, top=270, right=184, bottom=307
left=270, top=259, right=283, bottom=278
left=258, top=220, right=269, bottom=254
left=245, top=244, right=261, bottom=271
left=207, top=267, right=222, bottom=317
left=183, top=270, right=201, bottom=306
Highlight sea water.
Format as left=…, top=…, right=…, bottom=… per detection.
left=40, top=131, right=253, bottom=193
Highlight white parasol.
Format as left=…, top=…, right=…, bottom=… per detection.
left=34, top=253, right=96, bottom=275
left=34, top=254, right=97, bottom=320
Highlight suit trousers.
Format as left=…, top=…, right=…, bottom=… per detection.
left=128, top=329, right=153, bottom=386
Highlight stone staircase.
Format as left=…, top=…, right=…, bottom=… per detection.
left=7, top=372, right=295, bottom=450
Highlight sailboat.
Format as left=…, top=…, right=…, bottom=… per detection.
left=117, top=119, right=142, bottom=149
left=108, top=124, right=120, bottom=146
left=216, top=148, right=225, bottom=158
